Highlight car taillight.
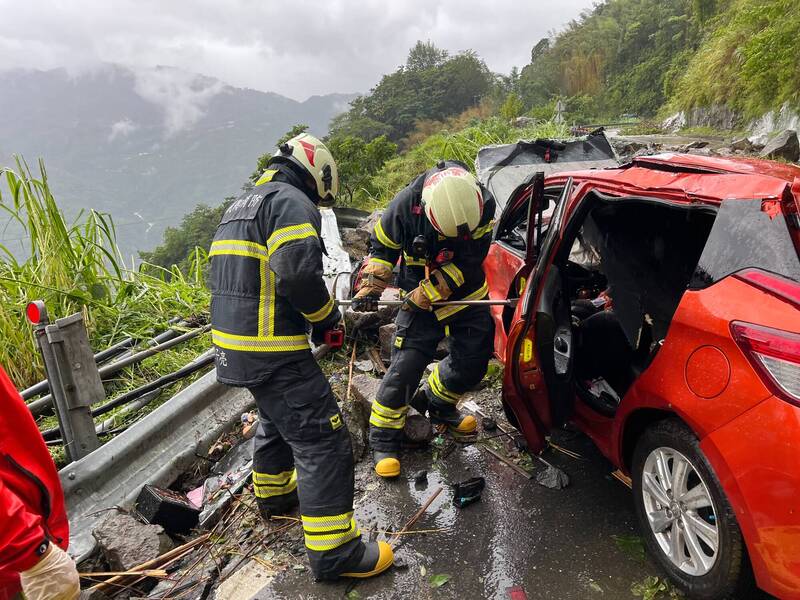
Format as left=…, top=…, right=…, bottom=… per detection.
left=734, top=268, right=800, bottom=308
left=731, top=321, right=800, bottom=407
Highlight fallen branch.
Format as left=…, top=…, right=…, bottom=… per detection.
left=80, top=569, right=168, bottom=579
left=367, top=347, right=387, bottom=374
left=88, top=533, right=211, bottom=593
left=345, top=335, right=358, bottom=402
left=371, top=527, right=446, bottom=536
left=482, top=446, right=533, bottom=479
left=548, top=441, right=582, bottom=460
left=390, top=486, right=443, bottom=548
left=611, top=469, right=633, bottom=489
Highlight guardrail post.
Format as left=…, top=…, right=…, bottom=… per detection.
left=28, top=301, right=102, bottom=462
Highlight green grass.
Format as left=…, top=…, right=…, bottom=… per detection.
left=0, top=157, right=212, bottom=464
left=0, top=157, right=210, bottom=389
left=354, top=117, right=570, bottom=212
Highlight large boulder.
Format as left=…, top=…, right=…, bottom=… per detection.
left=92, top=511, right=174, bottom=571
left=730, top=137, right=755, bottom=152
left=379, top=323, right=397, bottom=361
left=340, top=227, right=370, bottom=261
left=349, top=374, right=433, bottom=447
left=344, top=288, right=400, bottom=331
left=760, top=130, right=800, bottom=162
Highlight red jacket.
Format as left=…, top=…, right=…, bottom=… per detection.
left=0, top=366, right=69, bottom=599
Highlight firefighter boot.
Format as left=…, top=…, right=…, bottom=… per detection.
left=340, top=541, right=394, bottom=578
left=429, top=405, right=477, bottom=435
left=256, top=490, right=299, bottom=522
left=373, top=450, right=401, bottom=478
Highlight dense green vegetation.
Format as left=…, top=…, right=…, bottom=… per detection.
left=676, top=0, right=800, bottom=118
left=515, top=0, right=798, bottom=121
left=0, top=159, right=209, bottom=390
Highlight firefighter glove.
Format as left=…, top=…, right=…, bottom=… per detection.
left=354, top=260, right=393, bottom=310
left=311, top=310, right=343, bottom=346
left=401, top=269, right=452, bottom=312
left=20, top=543, right=80, bottom=600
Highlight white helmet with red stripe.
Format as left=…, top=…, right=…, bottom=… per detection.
left=421, top=164, right=483, bottom=239
left=273, top=133, right=339, bottom=205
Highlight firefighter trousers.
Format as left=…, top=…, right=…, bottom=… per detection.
left=250, top=354, right=364, bottom=579
left=369, top=307, right=495, bottom=452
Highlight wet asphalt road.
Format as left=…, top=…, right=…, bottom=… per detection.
left=257, top=417, right=661, bottom=599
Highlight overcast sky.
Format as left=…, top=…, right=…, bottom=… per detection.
left=0, top=0, right=595, bottom=100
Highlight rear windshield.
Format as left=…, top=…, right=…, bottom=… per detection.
left=690, top=198, right=800, bottom=288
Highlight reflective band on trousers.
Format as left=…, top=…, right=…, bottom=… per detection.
left=428, top=363, right=461, bottom=404
left=369, top=399, right=409, bottom=430
left=302, top=511, right=360, bottom=552
left=253, top=468, right=297, bottom=498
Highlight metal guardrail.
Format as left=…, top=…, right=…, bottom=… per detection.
left=60, top=369, right=254, bottom=562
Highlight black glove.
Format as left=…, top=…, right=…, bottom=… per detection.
left=311, top=310, right=343, bottom=346
left=351, top=293, right=380, bottom=313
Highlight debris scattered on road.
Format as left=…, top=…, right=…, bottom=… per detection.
left=135, top=485, right=200, bottom=535
left=482, top=445, right=533, bottom=479
left=240, top=411, right=258, bottom=439
left=453, top=477, right=486, bottom=508
left=92, top=511, right=174, bottom=573
left=611, top=469, right=633, bottom=489
left=391, top=486, right=443, bottom=549
left=534, top=462, right=570, bottom=489
left=482, top=416, right=497, bottom=431
left=413, top=469, right=428, bottom=485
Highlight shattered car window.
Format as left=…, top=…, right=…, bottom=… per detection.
left=690, top=198, right=800, bottom=287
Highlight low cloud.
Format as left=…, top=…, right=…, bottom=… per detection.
left=108, top=117, right=139, bottom=141
left=132, top=67, right=226, bottom=136
left=0, top=0, right=595, bottom=100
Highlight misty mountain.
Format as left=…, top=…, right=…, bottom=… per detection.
left=0, top=65, right=355, bottom=256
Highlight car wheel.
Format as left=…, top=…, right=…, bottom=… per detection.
left=631, top=419, right=752, bottom=599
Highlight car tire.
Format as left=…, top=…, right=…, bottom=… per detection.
left=631, top=419, right=753, bottom=599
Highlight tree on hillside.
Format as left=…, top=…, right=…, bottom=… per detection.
left=407, top=40, right=449, bottom=71
left=330, top=42, right=494, bottom=144
left=140, top=200, right=232, bottom=274
left=326, top=134, right=397, bottom=205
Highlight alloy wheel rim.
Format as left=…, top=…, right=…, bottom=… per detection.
left=642, top=446, right=719, bottom=576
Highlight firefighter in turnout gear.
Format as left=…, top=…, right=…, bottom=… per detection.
left=209, top=133, right=393, bottom=580
left=352, top=161, right=496, bottom=478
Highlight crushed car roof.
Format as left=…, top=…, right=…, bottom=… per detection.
left=475, top=130, right=618, bottom=213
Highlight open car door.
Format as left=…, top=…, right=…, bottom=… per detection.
left=481, top=130, right=617, bottom=360
left=502, top=178, right=576, bottom=453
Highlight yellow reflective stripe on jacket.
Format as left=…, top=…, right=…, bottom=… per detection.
left=212, top=329, right=309, bottom=352
left=254, top=169, right=278, bottom=186
left=440, top=263, right=465, bottom=287
left=473, top=219, right=495, bottom=239
left=374, top=220, right=401, bottom=250
left=369, top=256, right=394, bottom=269
left=428, top=363, right=461, bottom=404
left=302, top=511, right=360, bottom=551
left=302, top=295, right=335, bottom=323
left=267, top=223, right=318, bottom=255
left=253, top=469, right=297, bottom=498
left=420, top=279, right=442, bottom=302
left=434, top=281, right=488, bottom=321
left=209, top=239, right=269, bottom=261
left=403, top=252, right=426, bottom=267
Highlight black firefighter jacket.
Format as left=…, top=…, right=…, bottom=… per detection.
left=368, top=160, right=496, bottom=322
left=209, top=167, right=335, bottom=386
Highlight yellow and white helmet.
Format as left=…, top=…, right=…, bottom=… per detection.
left=272, top=133, right=339, bottom=205
left=421, top=164, right=483, bottom=239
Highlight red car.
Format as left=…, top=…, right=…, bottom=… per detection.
left=481, top=139, right=800, bottom=599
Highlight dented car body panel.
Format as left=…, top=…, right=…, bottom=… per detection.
left=484, top=150, right=800, bottom=598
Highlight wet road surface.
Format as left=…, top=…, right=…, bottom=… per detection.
left=257, top=421, right=661, bottom=599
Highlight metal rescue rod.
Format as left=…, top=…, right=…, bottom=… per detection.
left=336, top=298, right=517, bottom=308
